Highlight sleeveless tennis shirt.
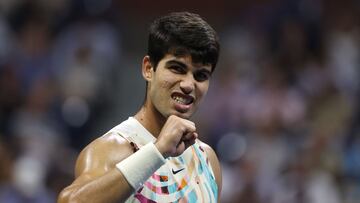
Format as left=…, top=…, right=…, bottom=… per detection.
left=107, top=117, right=218, bottom=203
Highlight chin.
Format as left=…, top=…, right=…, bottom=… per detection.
left=169, top=111, right=193, bottom=119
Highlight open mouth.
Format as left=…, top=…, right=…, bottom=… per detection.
left=171, top=93, right=194, bottom=105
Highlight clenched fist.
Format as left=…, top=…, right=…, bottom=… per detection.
left=155, top=115, right=198, bottom=158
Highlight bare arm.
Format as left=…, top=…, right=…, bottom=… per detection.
left=58, top=133, right=135, bottom=203
left=200, top=141, right=222, bottom=202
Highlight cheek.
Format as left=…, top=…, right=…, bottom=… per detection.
left=160, top=80, right=172, bottom=89
left=196, top=84, right=209, bottom=100
left=159, top=73, right=176, bottom=89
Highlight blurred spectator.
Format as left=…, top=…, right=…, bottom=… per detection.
left=7, top=2, right=54, bottom=95
left=0, top=65, right=22, bottom=135
left=51, top=15, right=121, bottom=148
left=325, top=5, right=360, bottom=102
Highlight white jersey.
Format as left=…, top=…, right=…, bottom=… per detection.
left=106, top=117, right=218, bottom=203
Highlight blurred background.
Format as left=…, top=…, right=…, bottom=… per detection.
left=0, top=0, right=359, bottom=202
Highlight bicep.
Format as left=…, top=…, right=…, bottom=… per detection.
left=58, top=153, right=106, bottom=203
left=68, top=145, right=110, bottom=188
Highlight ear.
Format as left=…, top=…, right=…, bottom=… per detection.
left=142, top=56, right=153, bottom=82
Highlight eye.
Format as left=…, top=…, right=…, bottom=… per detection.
left=194, top=71, right=211, bottom=82
left=169, top=65, right=186, bottom=74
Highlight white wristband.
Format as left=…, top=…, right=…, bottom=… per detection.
left=116, top=142, right=166, bottom=190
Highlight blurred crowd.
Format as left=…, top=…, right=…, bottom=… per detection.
left=0, top=0, right=359, bottom=203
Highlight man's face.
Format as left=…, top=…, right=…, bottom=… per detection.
left=145, top=54, right=212, bottom=119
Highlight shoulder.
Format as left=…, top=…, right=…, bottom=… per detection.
left=74, top=132, right=134, bottom=178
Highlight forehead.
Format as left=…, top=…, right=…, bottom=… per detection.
left=160, top=54, right=212, bottom=71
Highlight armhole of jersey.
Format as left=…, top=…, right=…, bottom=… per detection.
left=113, top=131, right=139, bottom=152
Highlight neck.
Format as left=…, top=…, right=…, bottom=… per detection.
left=134, top=103, right=166, bottom=138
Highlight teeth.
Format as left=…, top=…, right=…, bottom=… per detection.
left=173, top=96, right=188, bottom=104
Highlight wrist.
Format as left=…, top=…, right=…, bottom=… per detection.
left=154, top=141, right=169, bottom=159
left=116, top=142, right=166, bottom=190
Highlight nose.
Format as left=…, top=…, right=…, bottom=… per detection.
left=180, top=74, right=195, bottom=94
